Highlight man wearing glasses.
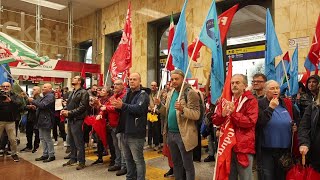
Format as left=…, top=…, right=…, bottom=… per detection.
left=0, top=82, right=23, bottom=162
left=251, top=73, right=267, bottom=99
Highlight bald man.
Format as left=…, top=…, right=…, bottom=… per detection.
left=29, top=83, right=56, bottom=163
left=0, top=82, right=23, bottom=162
left=21, top=86, right=41, bottom=153
left=111, top=72, right=150, bottom=180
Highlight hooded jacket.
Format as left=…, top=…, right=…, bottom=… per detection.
left=299, top=75, right=320, bottom=116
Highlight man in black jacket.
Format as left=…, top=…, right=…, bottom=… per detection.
left=298, top=75, right=319, bottom=117
left=61, top=76, right=89, bottom=170
left=30, top=83, right=56, bottom=163
left=21, top=86, right=41, bottom=153
left=111, top=72, right=149, bottom=180
left=0, top=82, right=23, bottom=162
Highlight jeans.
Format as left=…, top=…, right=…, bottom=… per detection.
left=123, top=135, right=145, bottom=180
left=0, top=122, right=17, bottom=155
left=229, top=151, right=254, bottom=180
left=39, top=128, right=55, bottom=158
left=68, top=120, right=85, bottom=163
left=110, top=127, right=121, bottom=167
left=260, top=148, right=288, bottom=180
left=167, top=132, right=195, bottom=180
left=208, top=134, right=215, bottom=156
left=117, top=133, right=126, bottom=169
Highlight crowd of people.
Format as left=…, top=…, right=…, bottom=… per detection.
left=0, top=70, right=320, bottom=180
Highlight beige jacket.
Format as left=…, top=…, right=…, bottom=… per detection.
left=160, top=83, right=200, bottom=152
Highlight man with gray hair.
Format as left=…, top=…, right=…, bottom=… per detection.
left=213, top=74, right=258, bottom=180
left=155, top=69, right=200, bottom=180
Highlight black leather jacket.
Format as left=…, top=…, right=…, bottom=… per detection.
left=0, top=91, right=23, bottom=122
left=66, top=87, right=89, bottom=121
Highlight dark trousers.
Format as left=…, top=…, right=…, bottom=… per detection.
left=68, top=120, right=85, bottom=163
left=26, top=120, right=39, bottom=149
left=83, top=124, right=91, bottom=144
left=147, top=120, right=160, bottom=146
left=52, top=116, right=66, bottom=141
left=260, top=148, right=288, bottom=180
left=167, top=132, right=195, bottom=180
left=193, top=123, right=201, bottom=161
left=107, top=126, right=115, bottom=161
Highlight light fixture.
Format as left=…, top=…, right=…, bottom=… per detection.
left=227, top=33, right=265, bottom=46
left=20, top=0, right=67, bottom=11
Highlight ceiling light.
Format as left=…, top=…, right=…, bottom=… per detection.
left=227, top=33, right=265, bottom=46
left=20, top=0, right=67, bottom=11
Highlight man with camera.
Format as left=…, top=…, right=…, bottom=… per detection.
left=0, top=82, right=23, bottom=162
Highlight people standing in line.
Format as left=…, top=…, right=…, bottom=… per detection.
left=21, top=86, right=41, bottom=153
left=111, top=72, right=150, bottom=180
left=30, top=83, right=56, bottom=163
left=61, top=76, right=89, bottom=170
left=0, top=82, right=23, bottom=162
left=146, top=81, right=161, bottom=151
left=257, top=80, right=300, bottom=180
left=53, top=91, right=66, bottom=146
left=213, top=74, right=258, bottom=180
left=155, top=69, right=200, bottom=180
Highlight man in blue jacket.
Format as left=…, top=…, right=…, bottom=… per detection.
left=111, top=72, right=150, bottom=180
left=29, top=83, right=56, bottom=163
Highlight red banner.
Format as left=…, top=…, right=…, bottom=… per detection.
left=215, top=57, right=236, bottom=180
left=308, top=15, right=320, bottom=74
left=109, top=2, right=132, bottom=82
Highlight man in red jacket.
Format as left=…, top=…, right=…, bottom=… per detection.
left=213, top=74, right=258, bottom=180
left=98, top=78, right=127, bottom=176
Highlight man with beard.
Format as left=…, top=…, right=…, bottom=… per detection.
left=298, top=75, right=319, bottom=117
left=61, top=76, right=89, bottom=170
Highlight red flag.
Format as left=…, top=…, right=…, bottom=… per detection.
left=167, top=14, right=175, bottom=71
left=308, top=15, right=320, bottom=74
left=215, top=57, right=237, bottom=180
left=81, top=65, right=86, bottom=88
left=109, top=2, right=132, bottom=81
left=188, top=4, right=239, bottom=61
left=218, top=4, right=239, bottom=43
left=84, top=116, right=107, bottom=148
left=283, top=51, right=290, bottom=62
left=98, top=73, right=104, bottom=87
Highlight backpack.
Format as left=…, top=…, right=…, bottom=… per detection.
left=183, top=87, right=205, bottom=125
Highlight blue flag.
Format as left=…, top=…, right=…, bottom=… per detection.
left=0, top=63, right=13, bottom=85
left=170, top=0, right=190, bottom=77
left=275, top=60, right=289, bottom=84
left=265, top=9, right=282, bottom=80
left=288, top=46, right=299, bottom=96
left=199, top=0, right=224, bottom=104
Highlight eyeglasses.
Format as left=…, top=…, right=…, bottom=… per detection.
left=114, top=83, right=122, bottom=86
left=2, top=86, right=10, bottom=88
left=252, top=80, right=265, bottom=84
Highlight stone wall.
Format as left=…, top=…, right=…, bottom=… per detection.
left=274, top=0, right=320, bottom=72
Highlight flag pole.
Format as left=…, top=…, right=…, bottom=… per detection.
left=280, top=58, right=291, bottom=93
left=0, top=64, right=25, bottom=93
left=153, top=49, right=171, bottom=113
left=104, top=69, right=110, bottom=87
left=177, top=38, right=200, bottom=101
